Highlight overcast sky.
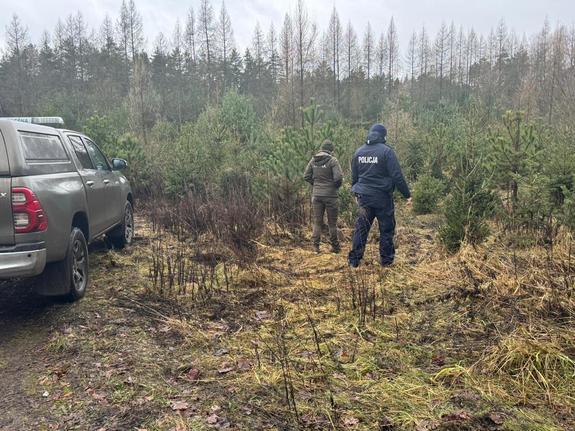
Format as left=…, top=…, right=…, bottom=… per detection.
left=0, top=0, right=573, bottom=53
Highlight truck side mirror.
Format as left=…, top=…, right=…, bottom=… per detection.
left=111, top=158, right=128, bottom=171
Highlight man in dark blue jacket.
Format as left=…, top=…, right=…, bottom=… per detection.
left=349, top=124, right=411, bottom=267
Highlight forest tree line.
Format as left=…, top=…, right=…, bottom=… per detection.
left=1, top=0, right=574, bottom=132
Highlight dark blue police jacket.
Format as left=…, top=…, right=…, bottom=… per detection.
left=351, top=140, right=411, bottom=208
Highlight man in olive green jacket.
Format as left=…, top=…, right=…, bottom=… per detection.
left=304, top=140, right=344, bottom=253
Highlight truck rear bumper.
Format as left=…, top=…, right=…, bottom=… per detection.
left=0, top=243, right=47, bottom=279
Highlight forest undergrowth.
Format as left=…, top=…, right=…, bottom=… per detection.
left=94, top=204, right=575, bottom=431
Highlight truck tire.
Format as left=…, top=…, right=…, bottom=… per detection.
left=109, top=201, right=134, bottom=249
left=38, top=228, right=89, bottom=301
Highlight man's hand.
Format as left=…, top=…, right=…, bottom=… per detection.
left=406, top=197, right=413, bottom=207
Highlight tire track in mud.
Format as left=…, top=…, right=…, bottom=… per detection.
left=0, top=280, right=64, bottom=430
left=0, top=241, right=110, bottom=430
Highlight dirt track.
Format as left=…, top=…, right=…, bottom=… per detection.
left=0, top=242, right=123, bottom=430
left=0, top=278, right=56, bottom=430
left=0, top=239, right=173, bottom=431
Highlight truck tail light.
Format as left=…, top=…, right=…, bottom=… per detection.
left=11, top=187, right=48, bottom=233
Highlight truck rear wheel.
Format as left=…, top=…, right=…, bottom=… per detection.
left=38, top=228, right=89, bottom=301
left=109, top=201, right=134, bottom=249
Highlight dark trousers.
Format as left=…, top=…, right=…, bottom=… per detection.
left=348, top=195, right=396, bottom=266
left=312, top=196, right=339, bottom=248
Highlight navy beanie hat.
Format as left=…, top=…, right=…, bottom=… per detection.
left=367, top=123, right=387, bottom=144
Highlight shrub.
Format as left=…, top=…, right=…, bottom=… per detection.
left=218, top=91, right=260, bottom=144
left=149, top=175, right=263, bottom=264
left=403, top=139, right=425, bottom=181
left=412, top=175, right=445, bottom=214
left=114, top=133, right=153, bottom=194
left=82, top=114, right=118, bottom=153
left=338, top=182, right=355, bottom=225
left=439, top=175, right=496, bottom=253
left=561, top=185, right=575, bottom=232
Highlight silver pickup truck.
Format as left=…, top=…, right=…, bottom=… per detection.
left=0, top=119, right=134, bottom=301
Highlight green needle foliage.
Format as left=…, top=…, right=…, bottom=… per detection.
left=439, top=173, right=496, bottom=253
left=412, top=175, right=446, bottom=215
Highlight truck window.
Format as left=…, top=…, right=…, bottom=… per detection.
left=68, top=135, right=94, bottom=170
left=19, top=132, right=69, bottom=162
left=83, top=138, right=111, bottom=171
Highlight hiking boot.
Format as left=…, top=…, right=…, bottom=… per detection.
left=314, top=244, right=321, bottom=254
left=331, top=245, right=341, bottom=254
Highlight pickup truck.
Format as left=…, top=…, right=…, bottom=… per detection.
left=0, top=119, right=134, bottom=301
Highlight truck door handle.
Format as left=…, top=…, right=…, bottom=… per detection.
left=103, top=179, right=110, bottom=185
left=86, top=181, right=95, bottom=187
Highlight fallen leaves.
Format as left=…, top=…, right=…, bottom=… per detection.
left=171, top=401, right=189, bottom=411
left=336, top=349, right=353, bottom=363
left=379, top=416, right=394, bottom=430
left=343, top=416, right=359, bottom=427
left=442, top=410, right=472, bottom=421
left=217, top=362, right=235, bottom=374
left=206, top=413, right=219, bottom=424
left=183, top=367, right=201, bottom=382
left=214, top=348, right=229, bottom=357
left=255, top=310, right=270, bottom=321
left=205, top=405, right=230, bottom=428
left=431, top=352, right=446, bottom=367
left=415, top=419, right=440, bottom=431
left=236, top=359, right=252, bottom=372
left=488, top=412, right=505, bottom=425
left=90, top=391, right=107, bottom=402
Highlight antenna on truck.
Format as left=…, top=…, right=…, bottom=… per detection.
left=1, top=117, right=65, bottom=127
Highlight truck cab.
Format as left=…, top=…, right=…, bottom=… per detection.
left=0, top=118, right=133, bottom=301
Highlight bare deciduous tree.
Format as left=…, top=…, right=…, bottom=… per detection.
left=217, top=1, right=235, bottom=92
left=267, top=23, right=280, bottom=83
left=280, top=13, right=296, bottom=124
left=344, top=21, right=359, bottom=79
left=435, top=22, right=450, bottom=99
left=199, top=0, right=216, bottom=101
left=385, top=17, right=399, bottom=94
left=327, top=7, right=342, bottom=109
left=252, top=23, right=265, bottom=81
left=363, top=22, right=374, bottom=81
left=293, top=0, right=317, bottom=125
left=406, top=31, right=418, bottom=84
left=184, top=8, right=197, bottom=68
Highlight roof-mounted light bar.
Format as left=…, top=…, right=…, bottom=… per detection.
left=1, top=117, right=65, bottom=127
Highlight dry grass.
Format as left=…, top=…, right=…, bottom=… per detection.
left=99, top=210, right=575, bottom=430
left=477, top=328, right=575, bottom=404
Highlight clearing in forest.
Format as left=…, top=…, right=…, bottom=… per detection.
left=1, top=210, right=574, bottom=430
